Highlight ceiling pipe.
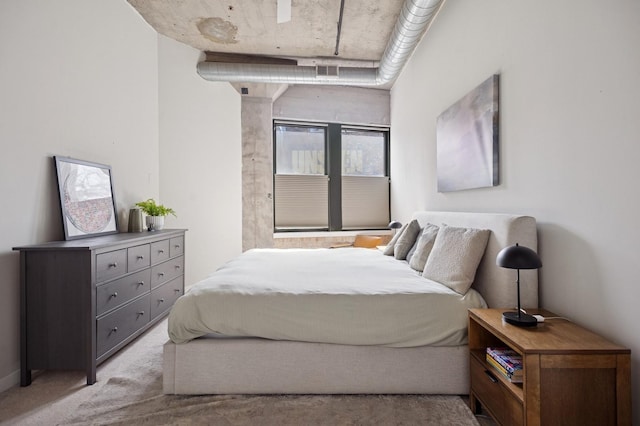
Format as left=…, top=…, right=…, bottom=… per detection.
left=334, top=0, right=346, bottom=56
left=197, top=0, right=445, bottom=86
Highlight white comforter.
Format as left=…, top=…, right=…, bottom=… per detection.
left=168, top=248, right=487, bottom=347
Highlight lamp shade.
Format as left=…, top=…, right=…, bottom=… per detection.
left=388, top=221, right=402, bottom=229
left=496, top=243, right=542, bottom=270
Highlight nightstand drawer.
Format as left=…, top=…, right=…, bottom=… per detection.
left=471, top=355, right=523, bottom=426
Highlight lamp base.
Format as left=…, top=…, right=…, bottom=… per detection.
left=502, top=311, right=537, bottom=327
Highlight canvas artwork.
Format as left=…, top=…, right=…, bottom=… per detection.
left=436, top=74, right=499, bottom=192
left=54, top=156, right=119, bottom=240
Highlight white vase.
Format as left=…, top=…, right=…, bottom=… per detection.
left=146, top=216, right=165, bottom=231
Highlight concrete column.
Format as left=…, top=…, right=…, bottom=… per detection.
left=241, top=97, right=274, bottom=250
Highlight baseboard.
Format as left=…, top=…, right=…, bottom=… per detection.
left=0, top=369, right=20, bottom=393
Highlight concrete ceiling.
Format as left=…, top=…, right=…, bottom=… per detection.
left=128, top=0, right=405, bottom=64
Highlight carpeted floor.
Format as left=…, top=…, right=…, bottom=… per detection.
left=0, top=319, right=487, bottom=425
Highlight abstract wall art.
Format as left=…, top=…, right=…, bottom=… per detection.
left=436, top=74, right=499, bottom=192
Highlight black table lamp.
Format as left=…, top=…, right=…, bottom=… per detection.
left=496, top=243, right=542, bottom=327
left=388, top=221, right=402, bottom=235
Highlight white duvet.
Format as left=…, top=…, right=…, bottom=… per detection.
left=168, top=248, right=487, bottom=347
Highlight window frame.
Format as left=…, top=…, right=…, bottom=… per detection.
left=273, top=120, right=390, bottom=233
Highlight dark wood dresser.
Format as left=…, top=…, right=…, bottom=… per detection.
left=14, top=229, right=186, bottom=386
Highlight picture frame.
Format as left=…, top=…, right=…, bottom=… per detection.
left=436, top=74, right=500, bottom=192
left=54, top=156, right=119, bottom=240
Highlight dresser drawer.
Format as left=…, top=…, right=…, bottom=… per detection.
left=150, top=256, right=184, bottom=288
left=127, top=244, right=150, bottom=272
left=96, top=249, right=127, bottom=283
left=150, top=276, right=184, bottom=319
left=470, top=355, right=523, bottom=426
left=96, top=269, right=151, bottom=316
left=150, top=240, right=170, bottom=264
left=97, top=294, right=150, bottom=357
left=170, top=236, right=184, bottom=258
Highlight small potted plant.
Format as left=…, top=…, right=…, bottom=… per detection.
left=135, top=198, right=176, bottom=231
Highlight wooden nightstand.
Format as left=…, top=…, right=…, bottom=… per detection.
left=468, top=308, right=631, bottom=426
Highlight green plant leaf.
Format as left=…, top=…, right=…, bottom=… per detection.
left=135, top=198, right=177, bottom=217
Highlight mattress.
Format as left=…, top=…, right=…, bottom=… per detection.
left=168, top=247, right=487, bottom=347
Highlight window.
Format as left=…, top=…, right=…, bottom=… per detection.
left=341, top=128, right=390, bottom=229
left=274, top=121, right=390, bottom=231
left=274, top=124, right=329, bottom=229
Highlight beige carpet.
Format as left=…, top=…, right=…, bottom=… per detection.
left=0, top=319, right=481, bottom=425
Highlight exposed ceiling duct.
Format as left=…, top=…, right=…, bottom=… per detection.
left=197, top=0, right=445, bottom=86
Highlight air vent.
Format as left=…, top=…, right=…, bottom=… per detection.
left=316, top=65, right=339, bottom=78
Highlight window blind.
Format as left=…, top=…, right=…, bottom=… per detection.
left=341, top=176, right=390, bottom=229
left=274, top=174, right=329, bottom=228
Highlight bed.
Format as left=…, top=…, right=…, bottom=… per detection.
left=163, top=211, right=538, bottom=395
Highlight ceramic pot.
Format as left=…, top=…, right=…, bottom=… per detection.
left=146, top=215, right=165, bottom=231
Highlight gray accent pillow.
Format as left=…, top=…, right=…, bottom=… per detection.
left=405, top=239, right=418, bottom=264
left=409, top=223, right=439, bottom=272
left=383, top=223, right=407, bottom=256
left=422, top=225, right=490, bottom=294
left=394, top=219, right=421, bottom=260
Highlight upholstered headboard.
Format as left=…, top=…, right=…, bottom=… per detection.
left=411, top=211, right=538, bottom=309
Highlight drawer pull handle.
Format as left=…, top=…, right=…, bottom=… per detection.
left=484, top=370, right=498, bottom=383
left=137, top=255, right=144, bottom=260
left=109, top=262, right=118, bottom=268
left=137, top=281, right=145, bottom=286
left=175, top=244, right=180, bottom=249
left=159, top=249, right=165, bottom=254
left=110, top=326, right=118, bottom=335
left=137, top=311, right=145, bottom=317
left=110, top=292, right=118, bottom=299
left=159, top=298, right=165, bottom=303
left=175, top=265, right=181, bottom=269
left=174, top=289, right=181, bottom=293
left=159, top=272, right=165, bottom=277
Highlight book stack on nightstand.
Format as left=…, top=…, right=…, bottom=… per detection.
left=468, top=308, right=631, bottom=426
left=486, top=347, right=523, bottom=384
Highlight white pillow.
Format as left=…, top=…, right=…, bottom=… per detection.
left=394, top=219, right=421, bottom=260
left=422, top=225, right=490, bottom=294
left=409, top=223, right=439, bottom=272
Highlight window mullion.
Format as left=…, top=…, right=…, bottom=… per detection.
left=327, top=123, right=342, bottom=231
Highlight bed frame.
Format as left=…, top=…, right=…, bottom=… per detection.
left=163, top=211, right=538, bottom=395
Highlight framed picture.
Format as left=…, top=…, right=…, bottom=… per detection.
left=436, top=74, right=499, bottom=192
left=54, top=156, right=119, bottom=240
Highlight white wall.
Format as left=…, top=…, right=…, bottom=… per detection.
left=158, top=35, right=242, bottom=284
left=0, top=0, right=160, bottom=389
left=391, top=0, right=640, bottom=421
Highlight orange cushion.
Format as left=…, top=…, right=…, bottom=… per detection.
left=353, top=235, right=382, bottom=248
